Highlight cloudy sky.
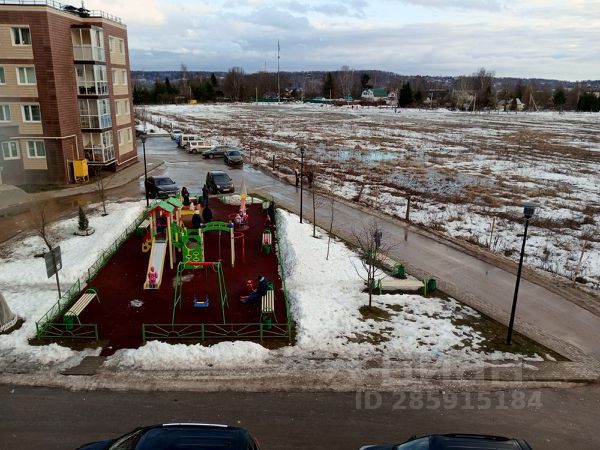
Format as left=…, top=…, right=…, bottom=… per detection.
left=87, top=0, right=599, bottom=80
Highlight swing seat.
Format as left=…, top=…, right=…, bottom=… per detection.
left=193, top=296, right=210, bottom=308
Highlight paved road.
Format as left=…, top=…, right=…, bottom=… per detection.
left=139, top=137, right=600, bottom=361
left=1, top=384, right=598, bottom=450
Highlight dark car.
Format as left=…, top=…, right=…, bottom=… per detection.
left=77, top=423, right=260, bottom=450
left=360, top=433, right=533, bottom=450
left=224, top=148, right=243, bottom=166
left=202, top=145, right=234, bottom=159
left=206, top=170, right=234, bottom=194
left=144, top=175, right=179, bottom=199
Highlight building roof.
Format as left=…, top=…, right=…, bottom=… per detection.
left=371, top=87, right=388, bottom=97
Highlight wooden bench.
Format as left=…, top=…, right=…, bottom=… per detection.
left=64, top=288, right=99, bottom=326
left=261, top=289, right=275, bottom=328
left=261, top=230, right=273, bottom=254
left=137, top=218, right=151, bottom=236
left=376, top=278, right=424, bottom=294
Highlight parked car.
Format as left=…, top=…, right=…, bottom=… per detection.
left=76, top=423, right=261, bottom=450
left=144, top=175, right=179, bottom=199
left=186, top=140, right=212, bottom=154
left=202, top=144, right=234, bottom=159
left=224, top=148, right=244, bottom=166
left=359, top=433, right=533, bottom=450
left=178, top=134, right=200, bottom=148
left=206, top=170, right=234, bottom=194
left=170, top=129, right=182, bottom=140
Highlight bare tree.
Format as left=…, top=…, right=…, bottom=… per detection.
left=30, top=201, right=54, bottom=252
left=572, top=225, right=598, bottom=284
left=93, top=166, right=108, bottom=216
left=223, top=67, right=246, bottom=101
left=352, top=220, right=394, bottom=308
left=338, top=65, right=354, bottom=101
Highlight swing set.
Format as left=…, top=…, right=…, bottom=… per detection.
left=172, top=261, right=229, bottom=324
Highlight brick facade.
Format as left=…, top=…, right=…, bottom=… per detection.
left=0, top=4, right=136, bottom=186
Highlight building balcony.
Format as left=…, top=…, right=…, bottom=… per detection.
left=73, top=44, right=105, bottom=62
left=77, top=81, right=108, bottom=96
left=84, top=145, right=115, bottom=164
left=80, top=113, right=112, bottom=129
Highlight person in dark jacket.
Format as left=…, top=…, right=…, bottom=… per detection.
left=241, top=275, right=269, bottom=304
left=202, top=184, right=209, bottom=207
left=191, top=210, right=201, bottom=229
left=181, top=186, right=190, bottom=206
left=202, top=205, right=213, bottom=223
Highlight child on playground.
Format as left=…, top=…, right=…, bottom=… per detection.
left=147, top=266, right=158, bottom=288
left=241, top=275, right=269, bottom=304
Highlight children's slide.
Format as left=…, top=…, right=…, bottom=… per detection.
left=144, top=239, right=168, bottom=290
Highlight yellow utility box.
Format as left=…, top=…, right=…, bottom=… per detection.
left=73, top=159, right=89, bottom=182
left=189, top=99, right=197, bottom=104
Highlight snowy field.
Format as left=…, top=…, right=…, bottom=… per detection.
left=0, top=200, right=544, bottom=372
left=141, top=103, right=600, bottom=290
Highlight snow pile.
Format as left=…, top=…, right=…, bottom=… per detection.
left=108, top=340, right=270, bottom=370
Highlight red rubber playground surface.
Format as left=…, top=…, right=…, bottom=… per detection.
left=73, top=199, right=286, bottom=355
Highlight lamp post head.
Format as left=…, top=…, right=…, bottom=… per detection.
left=140, top=133, right=147, bottom=144
left=523, top=201, right=539, bottom=219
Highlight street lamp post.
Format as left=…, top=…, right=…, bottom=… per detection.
left=141, top=133, right=149, bottom=207
left=506, top=201, right=539, bottom=345
left=300, top=145, right=305, bottom=223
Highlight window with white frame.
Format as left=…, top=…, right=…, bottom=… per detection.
left=109, top=37, right=114, bottom=52
left=121, top=70, right=127, bottom=86
left=0, top=67, right=5, bottom=84
left=119, top=39, right=124, bottom=54
left=0, top=105, right=11, bottom=122
left=112, top=69, right=117, bottom=85
left=115, top=100, right=121, bottom=116
left=27, top=140, right=45, bottom=158
left=11, top=27, right=32, bottom=46
left=2, top=141, right=19, bottom=160
left=22, top=104, right=41, bottom=122
left=16, top=66, right=36, bottom=85
left=124, top=99, right=130, bottom=114
left=127, top=128, right=132, bottom=143
left=117, top=129, right=123, bottom=145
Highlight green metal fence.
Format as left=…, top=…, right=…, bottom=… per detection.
left=35, top=208, right=150, bottom=339
left=142, top=322, right=290, bottom=343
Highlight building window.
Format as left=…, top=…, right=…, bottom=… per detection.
left=0, top=67, right=5, bottom=84
left=16, top=66, right=36, bottom=85
left=117, top=129, right=123, bottom=145
left=21, top=104, right=41, bottom=122
left=119, top=39, right=124, bottom=54
left=121, top=70, right=127, bottom=86
left=127, top=128, right=132, bottom=143
left=112, top=69, right=117, bottom=85
left=115, top=100, right=120, bottom=116
left=11, top=27, right=32, bottom=46
left=109, top=37, right=114, bottom=52
left=27, top=140, right=45, bottom=158
left=2, top=141, right=19, bottom=160
left=124, top=99, right=130, bottom=114
left=0, top=105, right=11, bottom=122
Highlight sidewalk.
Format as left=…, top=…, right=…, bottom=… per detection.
left=0, top=157, right=164, bottom=212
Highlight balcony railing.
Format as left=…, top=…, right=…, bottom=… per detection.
left=80, top=113, right=111, bottom=129
left=73, top=45, right=105, bottom=62
left=77, top=81, right=108, bottom=96
left=0, top=1, right=122, bottom=24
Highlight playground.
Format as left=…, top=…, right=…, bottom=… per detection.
left=37, top=191, right=289, bottom=356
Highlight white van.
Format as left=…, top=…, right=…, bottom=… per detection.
left=178, top=134, right=200, bottom=149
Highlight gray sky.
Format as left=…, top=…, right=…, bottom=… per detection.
left=88, top=0, right=600, bottom=80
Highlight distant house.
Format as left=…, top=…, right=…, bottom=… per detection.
left=497, top=98, right=525, bottom=111
left=386, top=91, right=397, bottom=106
left=361, top=87, right=388, bottom=102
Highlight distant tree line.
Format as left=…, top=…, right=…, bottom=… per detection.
left=132, top=65, right=600, bottom=112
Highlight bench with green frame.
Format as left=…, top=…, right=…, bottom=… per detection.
left=64, top=288, right=99, bottom=329
left=260, top=287, right=275, bottom=329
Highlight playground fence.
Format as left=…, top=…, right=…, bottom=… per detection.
left=142, top=322, right=289, bottom=343
left=35, top=207, right=150, bottom=339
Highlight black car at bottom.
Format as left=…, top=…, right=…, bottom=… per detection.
left=77, top=423, right=260, bottom=450
left=360, top=433, right=533, bottom=450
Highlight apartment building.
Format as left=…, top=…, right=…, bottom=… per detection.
left=0, top=1, right=137, bottom=185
